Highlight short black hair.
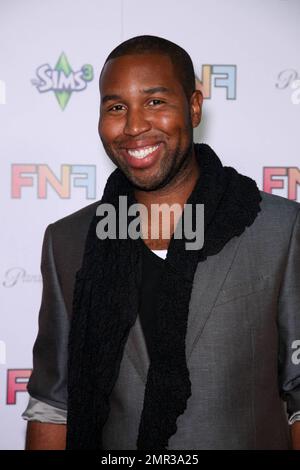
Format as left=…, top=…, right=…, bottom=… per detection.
left=102, top=35, right=196, bottom=100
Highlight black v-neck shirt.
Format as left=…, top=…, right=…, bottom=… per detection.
left=139, top=242, right=166, bottom=361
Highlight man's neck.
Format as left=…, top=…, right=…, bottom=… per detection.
left=134, top=146, right=200, bottom=250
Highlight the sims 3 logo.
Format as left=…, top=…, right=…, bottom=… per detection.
left=32, top=52, right=93, bottom=110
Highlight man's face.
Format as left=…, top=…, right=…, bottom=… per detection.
left=99, top=53, right=202, bottom=191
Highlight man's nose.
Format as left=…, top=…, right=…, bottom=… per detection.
left=123, top=108, right=152, bottom=136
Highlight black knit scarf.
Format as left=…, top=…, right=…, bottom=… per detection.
left=66, top=143, right=262, bottom=450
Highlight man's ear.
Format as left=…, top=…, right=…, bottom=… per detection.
left=190, top=89, right=203, bottom=128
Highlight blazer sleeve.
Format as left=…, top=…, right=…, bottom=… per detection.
left=26, top=223, right=69, bottom=411
left=278, top=208, right=300, bottom=417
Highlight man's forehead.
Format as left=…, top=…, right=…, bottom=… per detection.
left=101, top=53, right=174, bottom=79
left=105, top=52, right=172, bottom=67
left=99, top=53, right=178, bottom=92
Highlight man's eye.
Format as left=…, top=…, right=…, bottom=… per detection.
left=109, top=104, right=125, bottom=112
left=148, top=99, right=164, bottom=106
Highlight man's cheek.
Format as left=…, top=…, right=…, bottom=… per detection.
left=157, top=113, right=188, bottom=135
left=156, top=113, right=176, bottom=129
left=99, top=117, right=117, bottom=137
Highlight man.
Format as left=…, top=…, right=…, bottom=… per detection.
left=23, top=35, right=300, bottom=450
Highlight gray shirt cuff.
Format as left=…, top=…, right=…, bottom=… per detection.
left=22, top=396, right=67, bottom=424
left=288, top=411, right=300, bottom=425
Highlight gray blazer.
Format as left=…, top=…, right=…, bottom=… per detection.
left=26, top=191, right=300, bottom=449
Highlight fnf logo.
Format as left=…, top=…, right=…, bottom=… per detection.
left=11, top=164, right=96, bottom=199
left=195, top=65, right=237, bottom=99
left=263, top=167, right=300, bottom=201
left=32, top=52, right=93, bottom=110
left=7, top=369, right=31, bottom=405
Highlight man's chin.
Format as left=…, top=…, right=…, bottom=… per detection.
left=128, top=177, right=163, bottom=192
left=125, top=164, right=184, bottom=192
left=117, top=166, right=163, bottom=192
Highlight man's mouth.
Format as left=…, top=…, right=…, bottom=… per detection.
left=126, top=144, right=160, bottom=159
left=121, top=142, right=163, bottom=170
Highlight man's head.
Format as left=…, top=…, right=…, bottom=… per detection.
left=98, top=35, right=203, bottom=191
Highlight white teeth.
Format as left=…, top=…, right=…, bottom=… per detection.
left=127, top=144, right=159, bottom=159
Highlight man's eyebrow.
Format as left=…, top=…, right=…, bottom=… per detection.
left=101, top=87, right=172, bottom=104
left=101, top=94, right=122, bottom=104
left=142, top=86, right=171, bottom=94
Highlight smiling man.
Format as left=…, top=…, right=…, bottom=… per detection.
left=99, top=53, right=199, bottom=192
left=23, top=35, right=300, bottom=450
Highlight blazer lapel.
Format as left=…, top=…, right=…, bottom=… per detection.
left=124, top=312, right=150, bottom=384
left=186, top=232, right=245, bottom=363
left=123, top=231, right=245, bottom=382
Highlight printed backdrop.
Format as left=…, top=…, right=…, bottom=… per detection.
left=0, top=0, right=299, bottom=449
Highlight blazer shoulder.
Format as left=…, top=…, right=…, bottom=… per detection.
left=42, top=201, right=102, bottom=311
left=259, top=190, right=300, bottom=220
left=245, top=191, right=300, bottom=248
left=49, top=200, right=101, bottom=241
left=45, top=200, right=101, bottom=275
